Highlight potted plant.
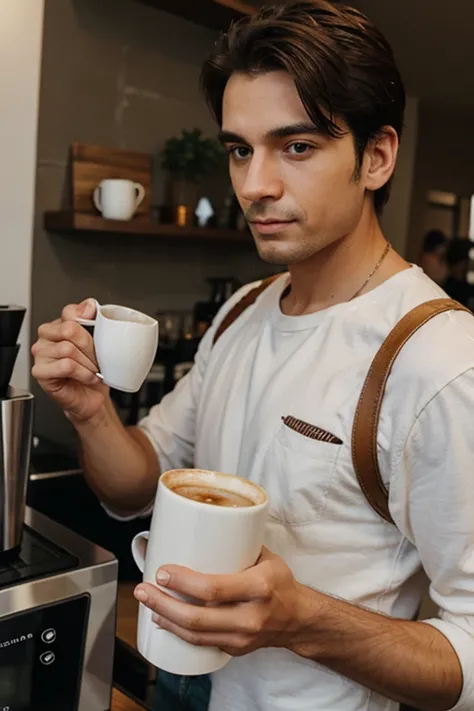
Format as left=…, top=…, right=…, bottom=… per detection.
left=162, top=128, right=223, bottom=227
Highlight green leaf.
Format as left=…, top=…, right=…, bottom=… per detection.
left=161, top=127, right=223, bottom=181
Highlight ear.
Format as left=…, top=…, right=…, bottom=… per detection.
left=364, top=126, right=399, bottom=194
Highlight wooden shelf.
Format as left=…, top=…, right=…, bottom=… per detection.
left=135, top=0, right=255, bottom=30
left=44, top=211, right=252, bottom=244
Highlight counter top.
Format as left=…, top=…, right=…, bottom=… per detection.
left=111, top=688, right=145, bottom=710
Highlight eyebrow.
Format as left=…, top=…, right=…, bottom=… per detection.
left=219, top=122, right=322, bottom=145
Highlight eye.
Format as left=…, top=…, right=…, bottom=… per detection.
left=228, top=145, right=252, bottom=161
left=287, top=142, right=314, bottom=157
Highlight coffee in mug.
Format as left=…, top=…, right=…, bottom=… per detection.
left=131, top=469, right=269, bottom=676
left=170, top=483, right=256, bottom=507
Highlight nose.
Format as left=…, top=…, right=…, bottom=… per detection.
left=240, top=153, right=284, bottom=204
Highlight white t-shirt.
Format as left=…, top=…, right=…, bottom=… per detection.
left=132, top=266, right=474, bottom=711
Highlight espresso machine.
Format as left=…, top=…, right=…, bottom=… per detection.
left=0, top=305, right=34, bottom=560
left=0, top=306, right=118, bottom=711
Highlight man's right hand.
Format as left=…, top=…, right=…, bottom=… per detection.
left=32, top=299, right=110, bottom=424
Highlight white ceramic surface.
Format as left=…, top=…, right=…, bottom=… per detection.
left=93, top=178, right=145, bottom=220
left=76, top=301, right=158, bottom=393
left=131, top=468, right=269, bottom=676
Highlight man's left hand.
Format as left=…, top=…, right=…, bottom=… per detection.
left=133, top=547, right=305, bottom=656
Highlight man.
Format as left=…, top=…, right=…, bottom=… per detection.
left=32, top=2, right=474, bottom=710
left=443, top=237, right=474, bottom=309
left=418, top=229, right=448, bottom=285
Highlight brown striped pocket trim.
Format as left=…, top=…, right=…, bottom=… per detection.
left=282, top=416, right=343, bottom=444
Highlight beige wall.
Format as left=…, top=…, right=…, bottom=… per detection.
left=0, top=0, right=44, bottom=388
left=407, top=106, right=474, bottom=261
left=33, top=0, right=270, bottom=446
left=381, top=97, right=418, bottom=256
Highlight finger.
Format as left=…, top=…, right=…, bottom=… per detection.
left=150, top=614, right=250, bottom=655
left=258, top=546, right=276, bottom=562
left=134, top=583, right=253, bottom=633
left=62, top=299, right=96, bottom=323
left=32, top=359, right=100, bottom=386
left=31, top=338, right=48, bottom=358
left=32, top=340, right=98, bottom=374
left=37, top=322, right=63, bottom=342
left=135, top=583, right=246, bottom=632
left=154, top=558, right=273, bottom=605
left=38, top=321, right=96, bottom=362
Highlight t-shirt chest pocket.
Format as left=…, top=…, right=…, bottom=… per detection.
left=260, top=419, right=343, bottom=526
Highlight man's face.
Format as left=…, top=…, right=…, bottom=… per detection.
left=220, top=71, right=371, bottom=266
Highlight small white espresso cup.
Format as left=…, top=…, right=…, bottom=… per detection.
left=131, top=469, right=269, bottom=676
left=76, top=301, right=158, bottom=392
left=93, top=179, right=145, bottom=220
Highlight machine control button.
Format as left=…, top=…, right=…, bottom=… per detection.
left=41, top=628, right=56, bottom=643
left=40, top=651, right=55, bottom=665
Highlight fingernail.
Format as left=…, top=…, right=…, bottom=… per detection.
left=134, top=587, right=149, bottom=603
left=156, top=569, right=170, bottom=586
left=79, top=298, right=96, bottom=319
left=152, top=613, right=161, bottom=626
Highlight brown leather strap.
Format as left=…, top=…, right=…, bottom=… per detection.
left=213, top=284, right=471, bottom=524
left=212, top=274, right=281, bottom=346
left=352, top=298, right=472, bottom=523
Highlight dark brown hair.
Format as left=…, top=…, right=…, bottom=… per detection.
left=201, top=0, right=406, bottom=213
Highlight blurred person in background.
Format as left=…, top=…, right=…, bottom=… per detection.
left=418, top=229, right=448, bottom=285
left=443, top=237, right=474, bottom=310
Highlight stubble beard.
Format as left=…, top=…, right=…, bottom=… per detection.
left=252, top=228, right=321, bottom=267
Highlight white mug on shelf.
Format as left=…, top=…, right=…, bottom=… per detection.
left=76, top=300, right=158, bottom=393
left=93, top=179, right=145, bottom=220
left=131, top=468, right=269, bottom=676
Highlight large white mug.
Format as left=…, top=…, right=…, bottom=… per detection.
left=76, top=301, right=158, bottom=392
left=131, top=468, right=269, bottom=676
left=93, top=179, right=145, bottom=220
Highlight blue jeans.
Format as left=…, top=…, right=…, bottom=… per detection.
left=154, top=671, right=211, bottom=711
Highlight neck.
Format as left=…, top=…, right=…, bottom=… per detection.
left=282, top=204, right=409, bottom=316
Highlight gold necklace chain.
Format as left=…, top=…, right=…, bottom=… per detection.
left=350, top=242, right=391, bottom=301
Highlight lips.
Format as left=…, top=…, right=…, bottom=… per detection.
left=250, top=219, right=296, bottom=235
left=252, top=218, right=285, bottom=224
